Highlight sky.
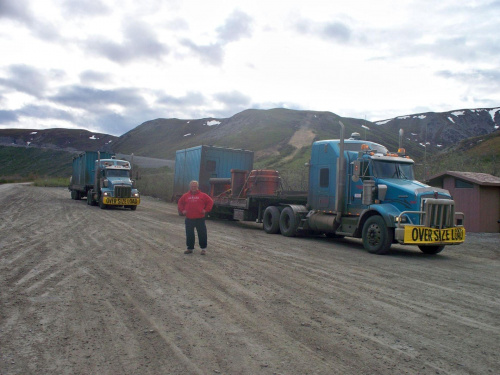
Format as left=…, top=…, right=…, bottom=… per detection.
left=0, top=0, right=499, bottom=136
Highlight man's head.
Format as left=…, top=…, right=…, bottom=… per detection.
left=189, top=180, right=199, bottom=193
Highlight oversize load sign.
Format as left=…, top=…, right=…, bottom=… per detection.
left=103, top=197, right=139, bottom=205
left=404, top=226, right=465, bottom=244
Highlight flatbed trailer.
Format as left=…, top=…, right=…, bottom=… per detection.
left=211, top=191, right=308, bottom=222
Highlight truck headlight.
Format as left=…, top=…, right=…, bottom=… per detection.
left=395, top=215, right=408, bottom=223
left=133, top=192, right=140, bottom=198
left=103, top=191, right=110, bottom=197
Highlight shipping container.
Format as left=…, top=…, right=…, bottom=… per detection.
left=70, top=151, right=114, bottom=191
left=173, top=145, right=253, bottom=200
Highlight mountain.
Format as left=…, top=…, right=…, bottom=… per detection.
left=0, top=128, right=117, bottom=152
left=375, top=107, right=500, bottom=150
left=110, top=107, right=500, bottom=170
left=0, top=107, right=499, bottom=181
left=111, top=108, right=420, bottom=161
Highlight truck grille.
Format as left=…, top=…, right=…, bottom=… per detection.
left=421, top=198, right=455, bottom=229
left=115, top=185, right=131, bottom=198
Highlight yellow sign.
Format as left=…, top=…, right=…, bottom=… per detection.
left=103, top=197, right=140, bottom=205
left=403, top=226, right=465, bottom=244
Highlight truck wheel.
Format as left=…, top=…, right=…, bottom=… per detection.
left=279, top=207, right=299, bottom=237
left=263, top=206, right=281, bottom=234
left=71, top=190, right=76, bottom=200
left=99, top=199, right=107, bottom=209
left=362, top=215, right=393, bottom=254
left=130, top=206, right=137, bottom=211
left=418, top=245, right=445, bottom=254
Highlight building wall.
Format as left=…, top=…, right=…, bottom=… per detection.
left=443, top=176, right=481, bottom=232
left=479, top=186, right=500, bottom=233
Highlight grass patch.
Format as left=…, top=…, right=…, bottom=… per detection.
left=0, top=175, right=30, bottom=184
left=0, top=146, right=74, bottom=177
left=33, top=177, right=70, bottom=187
left=134, top=166, right=174, bottom=201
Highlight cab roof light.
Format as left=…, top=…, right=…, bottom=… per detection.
left=361, top=144, right=370, bottom=151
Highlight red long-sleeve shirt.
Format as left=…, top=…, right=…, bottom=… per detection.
left=177, top=190, right=214, bottom=219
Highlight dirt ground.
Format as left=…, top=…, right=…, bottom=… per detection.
left=1, top=184, right=499, bottom=375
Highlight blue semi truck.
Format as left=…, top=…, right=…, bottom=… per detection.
left=69, top=151, right=140, bottom=210
left=175, top=122, right=465, bottom=254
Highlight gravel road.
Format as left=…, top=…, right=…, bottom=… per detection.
left=1, top=184, right=499, bottom=375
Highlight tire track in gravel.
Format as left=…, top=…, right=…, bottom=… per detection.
left=2, top=185, right=499, bottom=375
left=198, top=220, right=500, bottom=374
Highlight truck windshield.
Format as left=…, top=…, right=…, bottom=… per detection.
left=373, top=161, right=414, bottom=180
left=106, top=169, right=130, bottom=178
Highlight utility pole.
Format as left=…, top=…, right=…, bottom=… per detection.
left=423, top=124, right=428, bottom=182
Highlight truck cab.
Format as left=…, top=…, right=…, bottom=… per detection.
left=90, top=158, right=140, bottom=210
left=307, top=139, right=465, bottom=254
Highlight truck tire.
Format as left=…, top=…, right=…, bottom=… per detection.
left=263, top=206, right=281, bottom=234
left=129, top=205, right=137, bottom=211
left=362, top=215, right=393, bottom=254
left=87, top=192, right=96, bottom=206
left=279, top=207, right=299, bottom=237
left=418, top=245, right=445, bottom=254
left=70, top=190, right=76, bottom=200
left=99, top=199, right=107, bottom=209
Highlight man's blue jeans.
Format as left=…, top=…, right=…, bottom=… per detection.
left=185, top=218, right=207, bottom=250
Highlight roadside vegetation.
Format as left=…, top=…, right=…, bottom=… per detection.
left=0, top=175, right=32, bottom=184
left=133, top=166, right=174, bottom=201
left=0, top=146, right=74, bottom=177
left=1, top=130, right=498, bottom=195
left=32, top=177, right=69, bottom=187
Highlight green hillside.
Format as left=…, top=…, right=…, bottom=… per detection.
left=0, top=146, right=75, bottom=181
left=111, top=108, right=426, bottom=163
left=1, top=108, right=498, bottom=192
left=425, top=131, right=500, bottom=178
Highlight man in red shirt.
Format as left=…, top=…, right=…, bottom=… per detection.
left=177, top=180, right=214, bottom=255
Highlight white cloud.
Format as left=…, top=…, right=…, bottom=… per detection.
left=0, top=0, right=499, bottom=135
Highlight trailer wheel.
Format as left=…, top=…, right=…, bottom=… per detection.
left=362, top=215, right=393, bottom=254
left=263, top=206, right=281, bottom=234
left=418, top=245, right=444, bottom=254
left=279, top=207, right=299, bottom=237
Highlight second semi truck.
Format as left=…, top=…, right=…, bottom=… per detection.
left=69, top=151, right=140, bottom=210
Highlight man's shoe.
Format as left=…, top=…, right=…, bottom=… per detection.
left=200, top=249, right=206, bottom=255
left=184, top=249, right=193, bottom=254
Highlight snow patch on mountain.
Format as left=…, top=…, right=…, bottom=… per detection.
left=206, top=120, right=221, bottom=126
left=489, top=108, right=499, bottom=122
